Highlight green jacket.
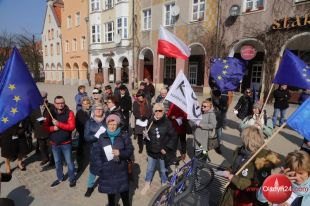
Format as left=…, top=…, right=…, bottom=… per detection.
left=220, top=148, right=279, bottom=206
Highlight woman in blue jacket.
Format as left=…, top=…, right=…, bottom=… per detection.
left=94, top=114, right=133, bottom=206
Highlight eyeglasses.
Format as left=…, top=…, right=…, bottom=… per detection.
left=55, top=102, right=65, bottom=105
left=155, top=110, right=163, bottom=113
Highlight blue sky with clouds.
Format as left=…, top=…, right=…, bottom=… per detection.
left=0, top=0, right=46, bottom=37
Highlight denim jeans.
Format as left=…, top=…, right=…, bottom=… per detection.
left=51, top=143, right=75, bottom=182
left=272, top=108, right=287, bottom=127
left=87, top=170, right=96, bottom=188
left=216, top=127, right=222, bottom=146
left=145, top=155, right=167, bottom=183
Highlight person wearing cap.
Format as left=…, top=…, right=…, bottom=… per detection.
left=118, top=85, right=132, bottom=131
left=240, top=102, right=273, bottom=138
left=29, top=91, right=54, bottom=166
left=84, top=103, right=106, bottom=197
left=105, top=96, right=125, bottom=130
left=93, top=114, right=133, bottom=206
left=104, top=85, right=113, bottom=102
left=132, top=89, right=153, bottom=153
left=75, top=85, right=88, bottom=112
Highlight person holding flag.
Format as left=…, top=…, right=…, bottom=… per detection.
left=0, top=47, right=43, bottom=173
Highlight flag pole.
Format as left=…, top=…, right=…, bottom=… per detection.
left=224, top=122, right=286, bottom=188
left=44, top=101, right=54, bottom=119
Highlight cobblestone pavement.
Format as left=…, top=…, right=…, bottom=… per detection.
left=0, top=83, right=304, bottom=206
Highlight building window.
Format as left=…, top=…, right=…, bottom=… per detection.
left=189, top=63, right=198, bottom=85
left=91, top=0, right=100, bottom=12
left=50, top=44, right=54, bottom=56
left=117, top=17, right=128, bottom=39
left=56, top=42, right=60, bottom=55
left=192, top=0, right=205, bottom=21
left=44, top=45, right=48, bottom=56
left=48, top=30, right=51, bottom=40
left=81, top=36, right=86, bottom=50
left=105, top=0, right=114, bottom=9
left=48, top=15, right=51, bottom=24
left=67, top=15, right=72, bottom=28
left=91, top=25, right=101, bottom=43
left=75, top=12, right=80, bottom=26
left=72, top=38, right=77, bottom=51
left=165, top=2, right=176, bottom=26
left=105, top=21, right=114, bottom=42
left=65, top=40, right=69, bottom=52
left=143, top=9, right=151, bottom=30
left=164, top=58, right=176, bottom=83
left=51, top=29, right=54, bottom=39
left=244, top=0, right=264, bottom=12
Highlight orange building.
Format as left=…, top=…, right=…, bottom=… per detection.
left=61, top=0, right=89, bottom=85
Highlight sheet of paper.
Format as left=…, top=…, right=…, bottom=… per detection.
left=103, top=145, right=114, bottom=161
left=94, top=126, right=106, bottom=138
left=36, top=117, right=46, bottom=122
left=176, top=118, right=183, bottom=126
left=136, top=119, right=148, bottom=127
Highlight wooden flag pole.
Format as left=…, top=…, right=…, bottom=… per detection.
left=44, top=101, right=54, bottom=120
left=224, top=122, right=287, bottom=188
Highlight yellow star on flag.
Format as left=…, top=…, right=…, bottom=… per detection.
left=224, top=65, right=229, bottom=69
left=217, top=75, right=222, bottom=80
left=13, top=96, right=21, bottom=102
left=223, top=60, right=227, bottom=64
left=307, top=79, right=310, bottom=82
left=8, top=84, right=16, bottom=90
left=1, top=117, right=9, bottom=123
left=303, top=74, right=307, bottom=77
left=222, top=70, right=227, bottom=75
left=11, top=107, right=18, bottom=114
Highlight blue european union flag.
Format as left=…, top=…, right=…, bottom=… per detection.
left=0, top=47, right=42, bottom=133
left=210, top=57, right=246, bottom=92
left=287, top=97, right=310, bottom=141
left=273, top=49, right=310, bottom=89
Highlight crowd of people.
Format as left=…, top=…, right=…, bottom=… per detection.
left=1, top=80, right=310, bottom=206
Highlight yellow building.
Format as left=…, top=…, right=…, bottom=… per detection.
left=61, top=0, right=89, bottom=85
left=136, top=0, right=219, bottom=94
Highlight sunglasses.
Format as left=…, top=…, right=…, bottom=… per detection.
left=155, top=110, right=163, bottom=112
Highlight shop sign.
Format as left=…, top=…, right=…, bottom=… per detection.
left=240, top=45, right=257, bottom=60
left=272, top=13, right=310, bottom=30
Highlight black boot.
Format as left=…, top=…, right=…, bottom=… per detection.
left=84, top=187, right=94, bottom=197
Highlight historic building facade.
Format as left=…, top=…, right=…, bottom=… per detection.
left=136, top=0, right=219, bottom=94
left=218, top=0, right=310, bottom=99
left=88, top=0, right=134, bottom=87
left=61, top=0, right=89, bottom=85
left=42, top=0, right=64, bottom=84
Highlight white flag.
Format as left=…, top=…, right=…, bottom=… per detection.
left=165, top=71, right=202, bottom=124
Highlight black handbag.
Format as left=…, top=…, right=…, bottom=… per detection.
left=71, top=130, right=79, bottom=150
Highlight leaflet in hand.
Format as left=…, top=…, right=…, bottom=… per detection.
left=136, top=119, right=148, bottom=127
left=36, top=117, right=46, bottom=122
left=103, top=145, right=114, bottom=161
left=94, top=126, right=106, bottom=138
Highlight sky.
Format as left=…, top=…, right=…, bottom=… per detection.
left=0, top=0, right=46, bottom=38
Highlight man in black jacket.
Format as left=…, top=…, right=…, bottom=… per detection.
left=118, top=85, right=132, bottom=131
left=272, top=84, right=290, bottom=127
left=234, top=88, right=253, bottom=120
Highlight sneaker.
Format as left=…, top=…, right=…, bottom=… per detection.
left=140, top=183, right=150, bottom=195
left=84, top=187, right=94, bottom=197
left=69, top=180, right=76, bottom=187
left=50, top=179, right=62, bottom=188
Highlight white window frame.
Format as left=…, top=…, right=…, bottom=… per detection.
left=117, top=17, right=128, bottom=39
left=65, top=40, right=69, bottom=52
left=189, top=63, right=198, bottom=85
left=81, top=36, right=86, bottom=50
left=91, top=25, right=101, bottom=43
left=142, top=9, right=151, bottom=30
left=105, top=0, right=114, bottom=10
left=192, top=0, right=205, bottom=21
left=90, top=0, right=100, bottom=12
left=164, top=2, right=176, bottom=27
left=67, top=15, right=72, bottom=29
left=56, top=42, right=60, bottom=55
left=243, top=0, right=264, bottom=13
left=105, top=21, right=114, bottom=42
left=72, top=38, right=77, bottom=51
left=75, top=12, right=80, bottom=26
left=164, top=58, right=176, bottom=80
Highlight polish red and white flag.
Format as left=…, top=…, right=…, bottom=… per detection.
left=158, top=26, right=191, bottom=60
